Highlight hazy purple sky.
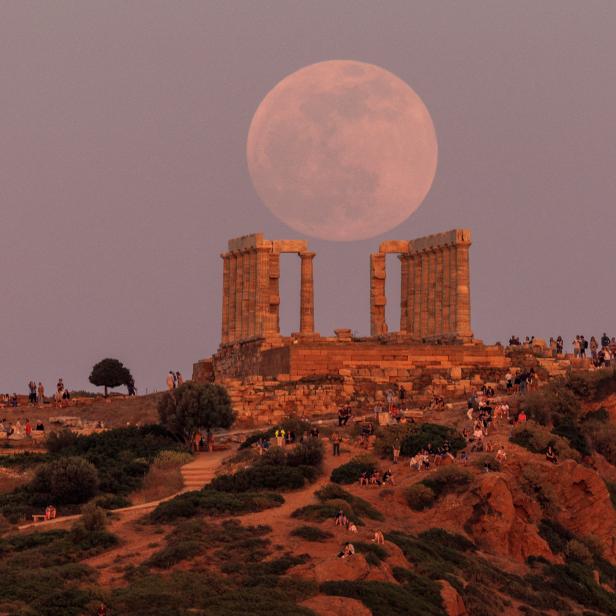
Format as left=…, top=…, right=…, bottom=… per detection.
left=2, top=1, right=615, bottom=394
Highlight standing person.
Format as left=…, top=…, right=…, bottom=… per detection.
left=27, top=381, right=36, bottom=405
left=392, top=439, right=401, bottom=464
left=590, top=336, right=599, bottom=361
left=166, top=371, right=175, bottom=391
left=601, top=333, right=610, bottom=349
left=176, top=371, right=184, bottom=386
left=580, top=336, right=588, bottom=358
left=572, top=336, right=581, bottom=358
left=37, top=382, right=45, bottom=406
left=556, top=336, right=564, bottom=355
left=25, top=418, right=32, bottom=439
left=55, top=378, right=64, bottom=407
left=332, top=431, right=341, bottom=456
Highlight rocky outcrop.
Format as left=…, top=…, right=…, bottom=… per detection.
left=300, top=595, right=372, bottom=616
left=465, top=474, right=553, bottom=562
left=440, top=580, right=467, bottom=616
left=547, top=459, right=616, bottom=561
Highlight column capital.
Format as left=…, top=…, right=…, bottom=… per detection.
left=300, top=251, right=316, bottom=259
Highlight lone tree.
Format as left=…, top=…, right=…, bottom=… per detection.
left=158, top=382, right=235, bottom=446
left=89, top=358, right=134, bottom=397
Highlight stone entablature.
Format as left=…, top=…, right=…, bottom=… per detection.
left=370, top=228, right=472, bottom=341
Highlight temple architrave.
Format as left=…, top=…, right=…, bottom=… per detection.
left=193, top=229, right=510, bottom=425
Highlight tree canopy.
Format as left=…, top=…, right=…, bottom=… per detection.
left=157, top=382, right=235, bottom=444
left=89, top=358, right=133, bottom=397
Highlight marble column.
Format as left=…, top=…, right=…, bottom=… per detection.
left=419, top=251, right=429, bottom=337
left=413, top=252, right=422, bottom=337
left=399, top=254, right=409, bottom=333
left=426, top=249, right=436, bottom=336
left=442, top=245, right=451, bottom=336
left=370, top=253, right=387, bottom=336
left=406, top=254, right=416, bottom=336
left=221, top=254, right=230, bottom=343
left=255, top=246, right=271, bottom=337
left=299, top=251, right=316, bottom=334
left=269, top=253, right=280, bottom=335
left=455, top=240, right=473, bottom=339
left=449, top=245, right=458, bottom=335
left=246, top=249, right=257, bottom=337
left=435, top=247, right=444, bottom=337
left=229, top=253, right=238, bottom=342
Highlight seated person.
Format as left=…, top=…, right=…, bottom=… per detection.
left=545, top=445, right=558, bottom=464
left=359, top=471, right=369, bottom=486
left=382, top=468, right=395, bottom=485
left=338, top=542, right=355, bottom=558
left=496, top=447, right=507, bottom=462
left=372, top=529, right=385, bottom=545
left=347, top=521, right=358, bottom=533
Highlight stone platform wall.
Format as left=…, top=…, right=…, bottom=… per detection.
left=193, top=337, right=512, bottom=425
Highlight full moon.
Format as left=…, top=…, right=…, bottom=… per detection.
left=246, top=60, right=438, bottom=241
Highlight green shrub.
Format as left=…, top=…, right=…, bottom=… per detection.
left=473, top=454, right=501, bottom=472
left=315, top=484, right=384, bottom=521
left=150, top=490, right=284, bottom=523
left=405, top=484, right=435, bottom=511
left=46, top=430, right=80, bottom=453
left=95, top=494, right=131, bottom=509
left=606, top=481, right=616, bottom=509
left=209, top=465, right=307, bottom=492
left=564, top=539, right=593, bottom=565
left=552, top=416, right=591, bottom=456
left=400, top=423, right=466, bottom=457
left=582, top=407, right=609, bottom=423
left=522, top=383, right=580, bottom=425
left=354, top=541, right=388, bottom=562
left=285, top=439, right=324, bottom=468
left=417, top=528, right=476, bottom=552
left=330, top=455, right=377, bottom=484
left=582, top=421, right=616, bottom=465
left=510, top=422, right=580, bottom=461
left=31, top=457, right=99, bottom=505
left=291, top=504, right=340, bottom=522
left=153, top=450, right=193, bottom=468
left=146, top=540, right=203, bottom=568
left=421, top=466, right=472, bottom=498
left=565, top=368, right=616, bottom=401
left=538, top=519, right=574, bottom=554
left=290, top=525, right=333, bottom=542
left=320, top=580, right=444, bottom=616
left=78, top=502, right=107, bottom=532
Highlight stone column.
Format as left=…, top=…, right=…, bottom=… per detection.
left=449, top=245, right=458, bottom=334
left=442, top=245, right=451, bottom=336
left=246, top=249, right=257, bottom=338
left=229, top=253, right=238, bottom=342
left=370, top=253, right=387, bottom=336
left=426, top=249, right=436, bottom=336
left=399, top=254, right=409, bottom=333
left=269, top=253, right=281, bottom=335
left=241, top=250, right=251, bottom=339
left=419, top=251, right=429, bottom=338
left=413, top=252, right=422, bottom=337
left=299, top=251, right=316, bottom=334
left=234, top=251, right=244, bottom=340
left=455, top=238, right=473, bottom=339
left=406, top=254, right=416, bottom=336
left=435, top=247, right=444, bottom=337
left=255, top=246, right=271, bottom=337
left=221, top=254, right=230, bottom=343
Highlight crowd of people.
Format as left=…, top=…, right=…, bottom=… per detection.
left=1, top=417, right=45, bottom=439
left=166, top=371, right=185, bottom=391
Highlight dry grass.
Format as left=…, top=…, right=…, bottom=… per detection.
left=130, top=464, right=183, bottom=505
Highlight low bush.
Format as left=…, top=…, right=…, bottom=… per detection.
left=330, top=455, right=377, bottom=484
left=473, top=454, right=501, bottom=472
left=551, top=416, right=591, bottom=456
left=315, top=484, right=384, bottom=521
left=146, top=540, right=203, bottom=568
left=95, top=494, right=131, bottom=510
left=290, top=525, right=333, bottom=542
left=209, top=464, right=307, bottom=492
left=153, top=450, right=193, bottom=468
left=291, top=503, right=340, bottom=522
left=31, top=456, right=99, bottom=505
left=417, top=528, right=476, bottom=552
left=565, top=368, right=616, bottom=401
left=582, top=421, right=616, bottom=466
left=400, top=423, right=466, bottom=457
left=522, top=383, right=581, bottom=425
left=78, top=502, right=107, bottom=532
left=321, top=579, right=444, bottom=616
left=421, top=466, right=472, bottom=498
left=510, top=422, right=581, bottom=461
left=405, top=483, right=435, bottom=511
left=582, top=408, right=609, bottom=423
left=606, top=481, right=616, bottom=508
left=150, top=490, right=284, bottom=523
left=354, top=541, right=388, bottom=562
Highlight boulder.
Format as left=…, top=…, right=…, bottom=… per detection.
left=440, top=580, right=468, bottom=616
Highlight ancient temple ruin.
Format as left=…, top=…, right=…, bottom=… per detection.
left=370, top=229, right=472, bottom=341
left=194, top=229, right=509, bottom=424
left=220, top=233, right=316, bottom=343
